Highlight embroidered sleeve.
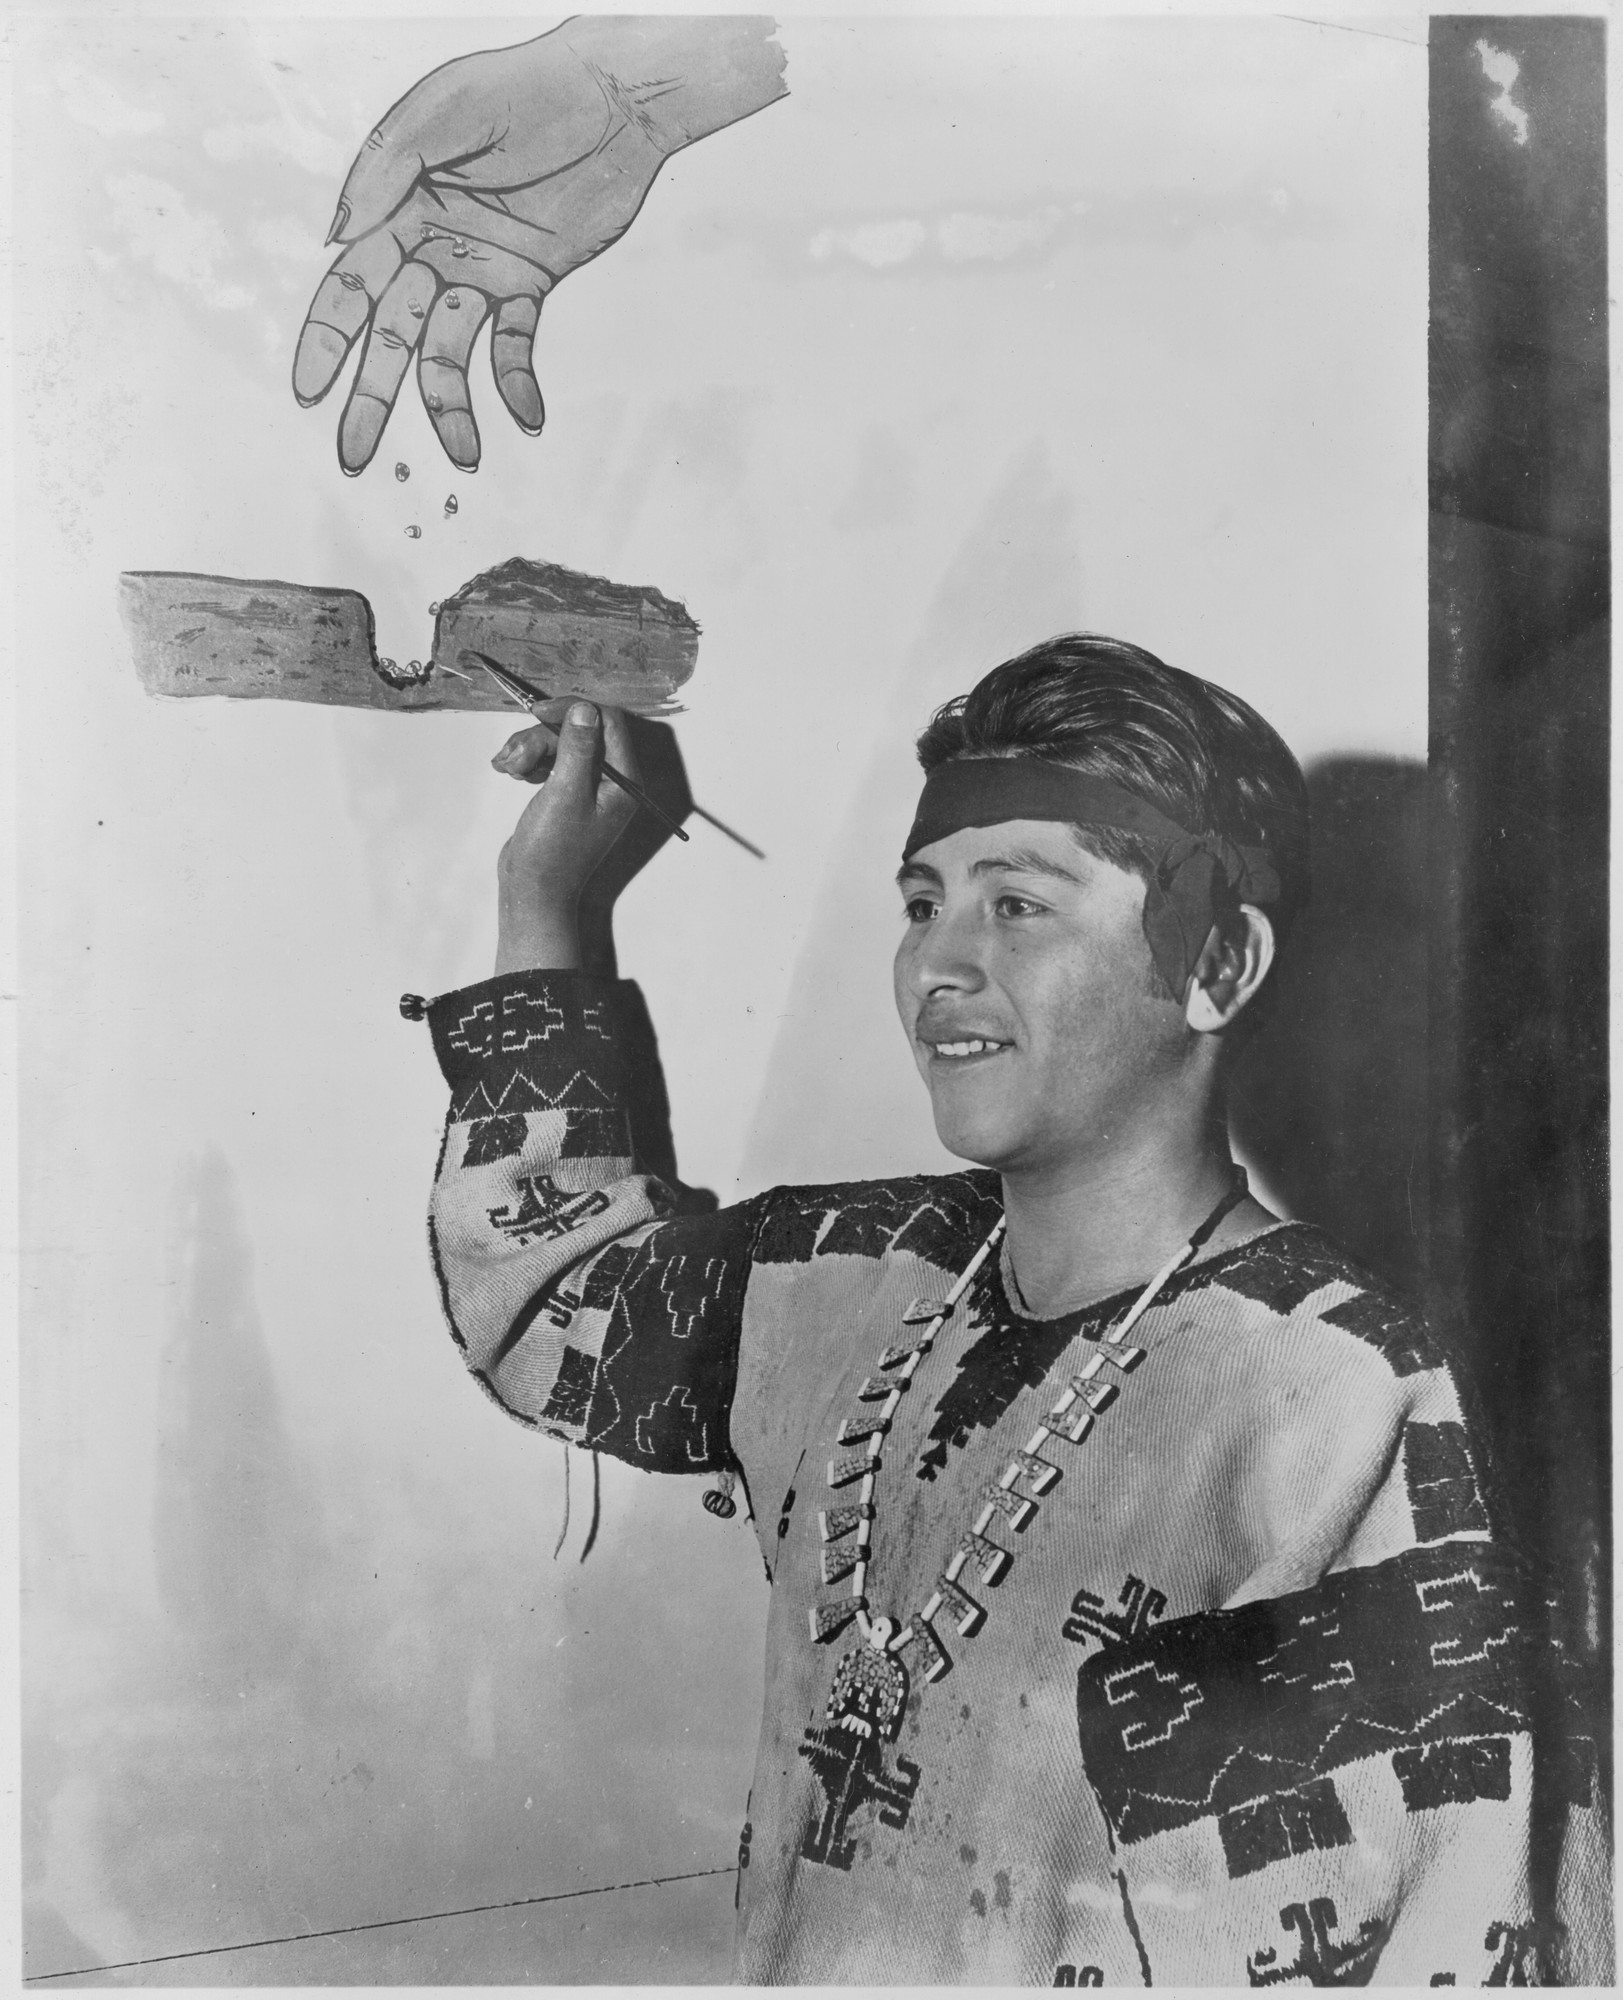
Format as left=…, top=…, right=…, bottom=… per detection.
left=1072, top=1373, right=1611, bottom=1987
left=426, top=971, right=760, bottom=1474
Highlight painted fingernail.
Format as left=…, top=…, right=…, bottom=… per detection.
left=503, top=376, right=544, bottom=433
left=292, top=324, right=347, bottom=404
left=436, top=410, right=480, bottom=470
left=325, top=201, right=351, bottom=247
left=339, top=392, right=388, bottom=472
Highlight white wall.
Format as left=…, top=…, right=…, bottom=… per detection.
left=16, top=11, right=1426, bottom=1982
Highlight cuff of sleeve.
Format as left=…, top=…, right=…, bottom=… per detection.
left=427, top=971, right=638, bottom=1118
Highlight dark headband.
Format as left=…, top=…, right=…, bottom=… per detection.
left=902, top=758, right=1281, bottom=995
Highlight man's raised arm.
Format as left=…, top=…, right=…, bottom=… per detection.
left=423, top=703, right=760, bottom=1474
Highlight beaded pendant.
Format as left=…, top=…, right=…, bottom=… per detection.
left=826, top=1625, right=908, bottom=1741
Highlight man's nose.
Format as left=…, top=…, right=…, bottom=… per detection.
left=903, top=907, right=989, bottom=998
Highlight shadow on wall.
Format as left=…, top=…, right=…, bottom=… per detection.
left=24, top=1143, right=758, bottom=1985
left=152, top=1147, right=333, bottom=1685
left=1229, top=755, right=1427, bottom=1299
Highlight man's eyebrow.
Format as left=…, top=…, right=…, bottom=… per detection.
left=968, top=847, right=1087, bottom=883
left=895, top=848, right=1089, bottom=888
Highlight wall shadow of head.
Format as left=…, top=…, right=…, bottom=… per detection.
left=1228, top=756, right=1427, bottom=1298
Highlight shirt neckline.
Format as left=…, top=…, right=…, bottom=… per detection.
left=987, top=1215, right=1307, bottom=1337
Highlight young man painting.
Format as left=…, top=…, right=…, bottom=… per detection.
left=415, top=636, right=1608, bottom=1985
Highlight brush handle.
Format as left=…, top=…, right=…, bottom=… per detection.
left=596, top=755, right=690, bottom=841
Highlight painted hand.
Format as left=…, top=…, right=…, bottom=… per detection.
left=294, top=17, right=786, bottom=475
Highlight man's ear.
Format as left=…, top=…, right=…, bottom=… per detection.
left=1184, top=905, right=1276, bottom=1034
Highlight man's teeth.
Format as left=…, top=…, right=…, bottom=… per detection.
left=932, top=1039, right=1008, bottom=1058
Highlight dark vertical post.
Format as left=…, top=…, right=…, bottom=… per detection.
left=1428, top=7, right=1610, bottom=1861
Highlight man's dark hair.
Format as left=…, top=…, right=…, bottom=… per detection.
left=915, top=633, right=1312, bottom=977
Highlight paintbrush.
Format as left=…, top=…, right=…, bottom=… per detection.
left=451, top=651, right=767, bottom=859
left=467, top=652, right=690, bottom=843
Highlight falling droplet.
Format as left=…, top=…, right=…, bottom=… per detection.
left=444, top=494, right=458, bottom=517
left=424, top=393, right=443, bottom=413
left=445, top=291, right=462, bottom=311
left=395, top=462, right=410, bottom=482
left=405, top=525, right=422, bottom=539
left=452, top=239, right=470, bottom=259
left=407, top=300, right=426, bottom=320
left=429, top=601, right=441, bottom=615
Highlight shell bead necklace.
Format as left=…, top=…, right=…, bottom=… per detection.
left=805, top=1171, right=1249, bottom=1739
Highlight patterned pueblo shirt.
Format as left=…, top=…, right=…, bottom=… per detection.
left=424, top=972, right=1610, bottom=1986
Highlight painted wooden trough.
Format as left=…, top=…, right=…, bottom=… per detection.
left=118, top=558, right=700, bottom=715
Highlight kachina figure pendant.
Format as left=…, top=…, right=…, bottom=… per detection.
left=826, top=1621, right=909, bottom=1741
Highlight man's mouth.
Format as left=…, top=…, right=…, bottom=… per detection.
left=924, top=1036, right=1013, bottom=1062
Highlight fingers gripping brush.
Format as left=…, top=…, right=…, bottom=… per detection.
left=469, top=651, right=690, bottom=841
left=464, top=651, right=766, bottom=857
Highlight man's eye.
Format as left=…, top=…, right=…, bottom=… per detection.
left=994, top=894, right=1045, bottom=917
left=902, top=896, right=938, bottom=923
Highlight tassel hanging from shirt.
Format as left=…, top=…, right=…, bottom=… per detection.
left=579, top=1450, right=602, bottom=1562
left=552, top=1445, right=572, bottom=1560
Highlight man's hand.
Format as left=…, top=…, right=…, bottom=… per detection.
left=294, top=17, right=786, bottom=475
left=492, top=701, right=692, bottom=975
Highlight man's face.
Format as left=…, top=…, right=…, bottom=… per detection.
left=892, top=818, right=1196, bottom=1174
